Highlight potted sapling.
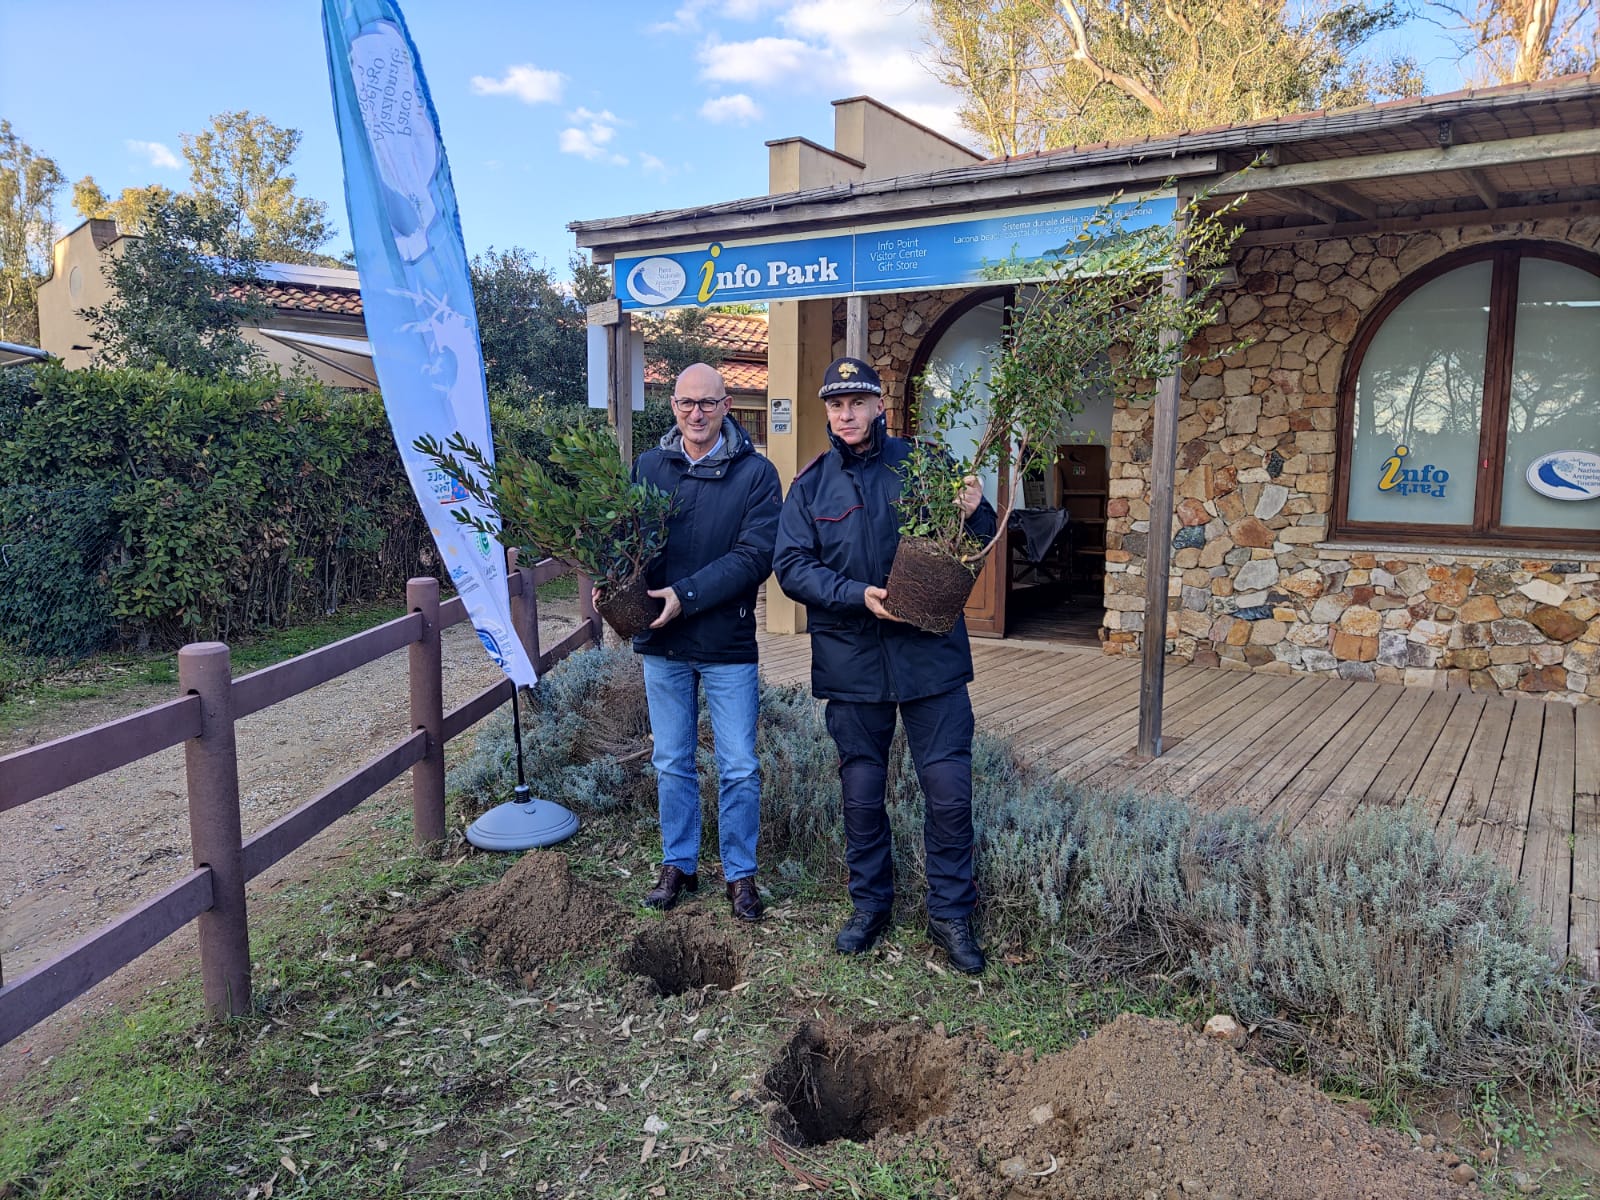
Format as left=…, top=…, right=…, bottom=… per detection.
left=881, top=190, right=1242, bottom=633
left=417, top=425, right=673, bottom=638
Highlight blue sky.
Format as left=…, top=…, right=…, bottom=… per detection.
left=2, top=1, right=1465, bottom=274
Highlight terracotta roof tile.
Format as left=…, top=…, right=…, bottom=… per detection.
left=225, top=281, right=365, bottom=316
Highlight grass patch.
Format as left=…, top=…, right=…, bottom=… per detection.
left=0, top=602, right=406, bottom=732
left=4, top=644, right=1598, bottom=1198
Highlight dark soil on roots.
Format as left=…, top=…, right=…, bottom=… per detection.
left=621, top=914, right=740, bottom=996
left=884, top=537, right=981, bottom=634
left=596, top=574, right=663, bottom=640
left=768, top=1014, right=1476, bottom=1200
left=370, top=851, right=618, bottom=976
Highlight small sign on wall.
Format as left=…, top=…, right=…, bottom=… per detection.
left=1526, top=451, right=1600, bottom=501
left=770, top=397, right=792, bottom=436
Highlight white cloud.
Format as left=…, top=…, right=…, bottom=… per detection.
left=699, top=93, right=764, bottom=124
left=126, top=139, right=181, bottom=170
left=469, top=64, right=565, bottom=104
left=695, top=1, right=974, bottom=145
left=559, top=108, right=628, bottom=165
left=639, top=152, right=671, bottom=176
left=651, top=0, right=780, bottom=33
left=699, top=35, right=829, bottom=83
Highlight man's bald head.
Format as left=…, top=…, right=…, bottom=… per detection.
left=675, top=362, right=726, bottom=400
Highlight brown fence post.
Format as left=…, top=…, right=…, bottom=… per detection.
left=179, top=641, right=251, bottom=1019
left=507, top=548, right=541, bottom=668
left=577, top=571, right=603, bottom=645
left=408, top=576, right=447, bottom=845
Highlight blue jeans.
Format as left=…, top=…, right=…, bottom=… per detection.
left=640, top=656, right=761, bottom=882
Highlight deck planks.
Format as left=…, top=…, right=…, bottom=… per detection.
left=755, top=629, right=1590, bottom=968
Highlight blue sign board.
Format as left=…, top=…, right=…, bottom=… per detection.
left=616, top=194, right=1177, bottom=310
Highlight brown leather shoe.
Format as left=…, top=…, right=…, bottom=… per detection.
left=643, top=865, right=698, bottom=910
left=726, top=877, right=764, bottom=922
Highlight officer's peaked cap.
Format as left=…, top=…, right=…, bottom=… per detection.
left=818, top=356, right=882, bottom=398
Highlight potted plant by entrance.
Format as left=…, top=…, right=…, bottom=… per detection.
left=881, top=191, right=1243, bottom=634
left=416, top=425, right=672, bottom=638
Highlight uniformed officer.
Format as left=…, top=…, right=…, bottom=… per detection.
left=772, top=356, right=996, bottom=974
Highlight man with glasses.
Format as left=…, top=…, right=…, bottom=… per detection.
left=772, top=356, right=994, bottom=974
left=632, top=362, right=782, bottom=921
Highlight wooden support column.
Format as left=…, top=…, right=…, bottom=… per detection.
left=179, top=641, right=250, bottom=1018
left=1137, top=263, right=1189, bottom=759
left=610, top=312, right=634, bottom=465
left=846, top=295, right=868, bottom=360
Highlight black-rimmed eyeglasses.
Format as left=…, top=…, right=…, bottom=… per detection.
left=672, top=396, right=727, bottom=413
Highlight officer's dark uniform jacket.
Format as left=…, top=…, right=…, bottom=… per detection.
left=632, top=416, right=782, bottom=665
left=772, top=413, right=997, bottom=702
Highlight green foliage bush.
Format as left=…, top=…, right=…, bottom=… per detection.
left=0, top=364, right=429, bottom=653
left=454, top=645, right=1599, bottom=1089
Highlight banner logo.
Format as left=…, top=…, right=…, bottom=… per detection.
left=625, top=256, right=687, bottom=307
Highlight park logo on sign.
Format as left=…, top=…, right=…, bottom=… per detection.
left=1377, top=445, right=1448, bottom=499
left=625, top=257, right=687, bottom=307
left=426, top=467, right=468, bottom=505
left=1526, top=451, right=1600, bottom=501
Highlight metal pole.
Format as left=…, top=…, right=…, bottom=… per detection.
left=1137, top=261, right=1189, bottom=759
left=179, top=641, right=250, bottom=1019
left=407, top=576, right=447, bottom=844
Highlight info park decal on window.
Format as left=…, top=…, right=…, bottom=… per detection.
left=614, top=194, right=1178, bottom=311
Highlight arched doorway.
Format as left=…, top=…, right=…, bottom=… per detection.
left=907, top=289, right=1111, bottom=642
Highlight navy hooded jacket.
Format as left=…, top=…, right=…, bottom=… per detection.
left=772, top=414, right=997, bottom=703
left=631, top=416, right=782, bottom=664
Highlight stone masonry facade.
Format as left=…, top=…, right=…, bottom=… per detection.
left=1103, top=216, right=1600, bottom=704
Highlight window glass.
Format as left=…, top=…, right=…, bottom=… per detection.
left=1347, top=261, right=1491, bottom=525
left=1500, top=257, right=1600, bottom=532
left=918, top=297, right=1006, bottom=502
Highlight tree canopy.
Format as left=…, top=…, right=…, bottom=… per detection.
left=1429, top=0, right=1597, bottom=85
left=0, top=121, right=66, bottom=345
left=181, top=111, right=334, bottom=264
left=471, top=249, right=613, bottom=407
left=83, top=195, right=267, bottom=378
left=924, top=0, right=1424, bottom=154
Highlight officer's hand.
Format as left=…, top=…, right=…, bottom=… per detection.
left=647, top=586, right=682, bottom=628
left=864, top=586, right=906, bottom=623
left=957, top=475, right=982, bottom=518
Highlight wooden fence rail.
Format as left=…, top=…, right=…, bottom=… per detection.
left=0, top=554, right=599, bottom=1048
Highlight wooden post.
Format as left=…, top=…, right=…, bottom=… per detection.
left=1137, top=263, right=1189, bottom=759
left=577, top=571, right=603, bottom=645
left=407, top=577, right=446, bottom=844
left=507, top=548, right=541, bottom=669
left=179, top=641, right=250, bottom=1019
left=846, top=295, right=867, bottom=360
left=610, top=312, right=634, bottom=466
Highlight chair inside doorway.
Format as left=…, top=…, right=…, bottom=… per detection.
left=1005, top=442, right=1107, bottom=643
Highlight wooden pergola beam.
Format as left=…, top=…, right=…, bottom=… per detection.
left=1278, top=188, right=1341, bottom=225
left=1305, top=182, right=1378, bottom=221
left=1463, top=168, right=1501, bottom=209
left=1214, top=128, right=1600, bottom=196
left=1233, top=199, right=1595, bottom=248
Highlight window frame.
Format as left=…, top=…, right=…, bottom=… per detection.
left=1333, top=241, right=1600, bottom=552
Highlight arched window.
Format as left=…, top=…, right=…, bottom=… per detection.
left=1335, top=243, right=1600, bottom=550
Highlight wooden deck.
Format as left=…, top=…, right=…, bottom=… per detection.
left=757, top=631, right=1600, bottom=971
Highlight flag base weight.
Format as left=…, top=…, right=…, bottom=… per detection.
left=466, top=785, right=579, bottom=851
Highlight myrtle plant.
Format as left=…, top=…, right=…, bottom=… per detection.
left=899, top=187, right=1245, bottom=567
left=416, top=425, right=671, bottom=588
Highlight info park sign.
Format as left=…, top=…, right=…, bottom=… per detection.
left=614, top=193, right=1178, bottom=311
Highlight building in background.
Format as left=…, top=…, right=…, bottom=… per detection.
left=36, top=219, right=375, bottom=389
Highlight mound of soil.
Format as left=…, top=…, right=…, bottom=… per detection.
left=934, top=1014, right=1472, bottom=1200
left=371, top=851, right=618, bottom=974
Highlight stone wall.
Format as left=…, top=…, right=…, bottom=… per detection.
left=1103, top=216, right=1600, bottom=703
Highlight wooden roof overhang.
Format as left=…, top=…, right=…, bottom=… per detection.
left=570, top=73, right=1600, bottom=263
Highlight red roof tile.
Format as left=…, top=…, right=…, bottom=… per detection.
left=225, top=281, right=364, bottom=316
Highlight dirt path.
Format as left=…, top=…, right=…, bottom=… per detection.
left=0, top=605, right=580, bottom=1098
